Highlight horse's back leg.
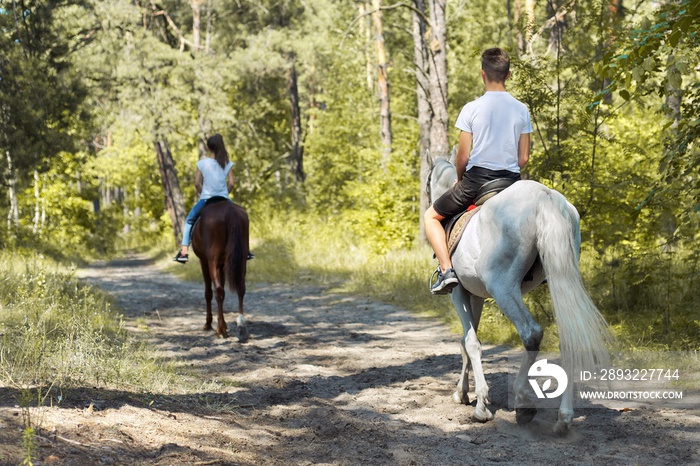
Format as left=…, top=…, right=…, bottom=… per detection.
left=211, top=260, right=228, bottom=338
left=480, top=257, right=542, bottom=425
left=200, top=258, right=214, bottom=331
left=236, top=282, right=248, bottom=343
left=555, top=343, right=575, bottom=435
left=451, top=286, right=492, bottom=421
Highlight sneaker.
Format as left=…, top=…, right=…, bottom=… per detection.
left=173, top=251, right=188, bottom=263
left=247, top=252, right=255, bottom=260
left=430, top=267, right=459, bottom=294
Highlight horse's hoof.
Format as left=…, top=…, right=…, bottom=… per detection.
left=237, top=326, right=249, bottom=343
left=515, top=407, right=537, bottom=425
left=553, top=420, right=570, bottom=436
left=452, top=391, right=469, bottom=405
left=472, top=406, right=494, bottom=423
left=203, top=324, right=213, bottom=331
left=217, top=329, right=228, bottom=339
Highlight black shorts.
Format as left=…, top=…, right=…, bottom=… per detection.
left=432, top=166, right=521, bottom=217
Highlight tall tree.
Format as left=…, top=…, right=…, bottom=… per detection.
left=155, top=139, right=187, bottom=243
left=372, top=0, right=393, bottom=163
left=427, top=0, right=448, bottom=157
left=411, top=0, right=431, bottom=239
left=287, top=52, right=305, bottom=182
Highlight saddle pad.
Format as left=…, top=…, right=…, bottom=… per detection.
left=447, top=206, right=480, bottom=257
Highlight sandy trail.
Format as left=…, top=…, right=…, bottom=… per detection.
left=1, top=254, right=698, bottom=465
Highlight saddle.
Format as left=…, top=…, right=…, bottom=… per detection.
left=444, top=178, right=517, bottom=257
left=205, top=196, right=230, bottom=206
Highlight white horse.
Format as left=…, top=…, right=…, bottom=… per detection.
left=427, top=155, right=612, bottom=434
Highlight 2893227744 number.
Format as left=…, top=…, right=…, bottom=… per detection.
left=598, top=368, right=680, bottom=381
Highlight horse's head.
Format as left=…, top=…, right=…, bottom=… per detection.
left=426, top=154, right=457, bottom=204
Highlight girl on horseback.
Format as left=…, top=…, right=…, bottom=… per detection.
left=173, top=134, right=234, bottom=263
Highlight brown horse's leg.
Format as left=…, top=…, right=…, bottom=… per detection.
left=236, top=278, right=248, bottom=342
left=200, top=258, right=214, bottom=331
left=211, top=262, right=228, bottom=338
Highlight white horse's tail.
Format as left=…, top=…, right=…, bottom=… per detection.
left=535, top=188, right=612, bottom=372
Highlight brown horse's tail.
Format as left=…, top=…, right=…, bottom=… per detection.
left=225, top=204, right=248, bottom=293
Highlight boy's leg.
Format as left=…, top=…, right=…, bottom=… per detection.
left=424, top=206, right=452, bottom=272
left=426, top=183, right=469, bottom=294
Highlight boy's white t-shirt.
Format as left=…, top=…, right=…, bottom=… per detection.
left=197, top=158, right=234, bottom=199
left=454, top=91, right=533, bottom=173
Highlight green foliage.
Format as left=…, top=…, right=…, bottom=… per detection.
left=0, top=0, right=90, bottom=177
left=597, top=0, right=700, bottom=235
left=581, top=245, right=700, bottom=351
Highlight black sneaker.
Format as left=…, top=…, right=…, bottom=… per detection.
left=173, top=251, right=188, bottom=263
left=247, top=252, right=255, bottom=260
left=430, top=267, right=459, bottom=294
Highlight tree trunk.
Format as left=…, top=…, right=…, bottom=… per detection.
left=154, top=139, right=186, bottom=245
left=665, top=73, right=682, bottom=129
left=192, top=0, right=210, bottom=160
left=6, top=151, right=19, bottom=231
left=412, top=0, right=432, bottom=241
left=514, top=0, right=535, bottom=56
left=359, top=2, right=374, bottom=92
left=287, top=53, right=305, bottom=183
left=205, top=0, right=213, bottom=53
left=191, top=0, right=204, bottom=51
left=524, top=0, right=536, bottom=54
left=198, top=112, right=211, bottom=160
left=32, top=170, right=40, bottom=234
left=546, top=1, right=567, bottom=55
left=515, top=0, right=524, bottom=55
left=372, top=0, right=392, bottom=164
left=427, top=0, right=449, bottom=157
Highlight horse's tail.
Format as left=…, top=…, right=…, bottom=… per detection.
left=224, top=204, right=248, bottom=293
left=535, top=188, right=612, bottom=372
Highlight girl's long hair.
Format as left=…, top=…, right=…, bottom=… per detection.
left=207, top=134, right=229, bottom=169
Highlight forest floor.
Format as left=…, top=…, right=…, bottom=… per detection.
left=1, top=253, right=699, bottom=465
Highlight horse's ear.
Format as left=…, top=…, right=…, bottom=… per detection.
left=448, top=145, right=457, bottom=164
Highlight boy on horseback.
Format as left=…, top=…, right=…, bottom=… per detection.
left=424, top=48, right=533, bottom=294
left=174, top=134, right=235, bottom=263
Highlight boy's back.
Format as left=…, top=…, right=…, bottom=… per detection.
left=455, top=91, right=532, bottom=173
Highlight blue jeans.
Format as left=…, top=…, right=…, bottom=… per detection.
left=181, top=199, right=207, bottom=247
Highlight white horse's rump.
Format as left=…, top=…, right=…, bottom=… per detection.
left=429, top=156, right=612, bottom=434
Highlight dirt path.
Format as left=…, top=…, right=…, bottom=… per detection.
left=2, top=254, right=699, bottom=465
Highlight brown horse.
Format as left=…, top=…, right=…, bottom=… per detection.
left=191, top=198, right=250, bottom=342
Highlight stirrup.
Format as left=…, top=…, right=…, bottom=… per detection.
left=173, top=251, right=189, bottom=263
left=429, top=266, right=441, bottom=290
left=429, top=266, right=458, bottom=295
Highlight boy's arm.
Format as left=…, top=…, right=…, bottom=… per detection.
left=195, top=169, right=203, bottom=194
left=518, top=133, right=530, bottom=169
left=455, top=131, right=472, bottom=182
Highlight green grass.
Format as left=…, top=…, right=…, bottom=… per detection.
left=0, top=252, right=176, bottom=393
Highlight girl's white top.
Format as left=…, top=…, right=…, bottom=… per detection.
left=197, top=158, right=233, bottom=199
